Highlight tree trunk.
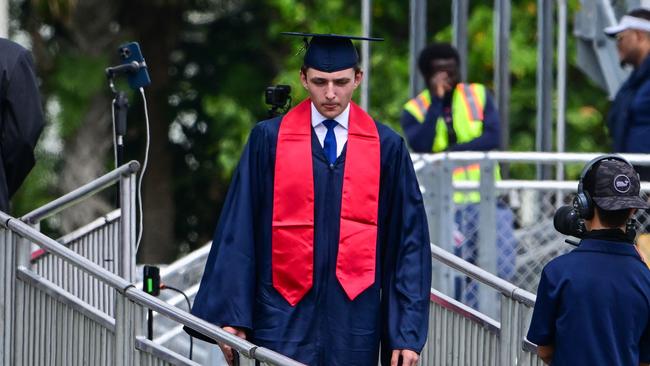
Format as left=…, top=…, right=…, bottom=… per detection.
left=49, top=1, right=121, bottom=233
left=125, top=2, right=184, bottom=263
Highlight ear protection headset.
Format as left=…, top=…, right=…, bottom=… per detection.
left=573, top=154, right=636, bottom=220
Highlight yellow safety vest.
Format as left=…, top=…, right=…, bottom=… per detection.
left=404, top=84, right=500, bottom=204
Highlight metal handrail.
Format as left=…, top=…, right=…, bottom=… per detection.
left=21, top=161, right=140, bottom=224
left=0, top=211, right=304, bottom=366
left=452, top=180, right=650, bottom=191
left=414, top=151, right=650, bottom=165
left=30, top=209, right=121, bottom=262
left=430, top=288, right=500, bottom=333
left=57, top=209, right=121, bottom=245
left=430, top=243, right=536, bottom=306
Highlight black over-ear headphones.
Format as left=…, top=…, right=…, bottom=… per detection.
left=573, top=154, right=637, bottom=220
left=554, top=154, right=639, bottom=243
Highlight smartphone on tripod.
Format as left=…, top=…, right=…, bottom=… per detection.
left=118, top=42, right=151, bottom=89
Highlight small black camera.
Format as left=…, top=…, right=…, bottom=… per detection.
left=265, top=85, right=291, bottom=108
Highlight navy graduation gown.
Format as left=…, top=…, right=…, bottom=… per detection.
left=190, top=116, right=431, bottom=365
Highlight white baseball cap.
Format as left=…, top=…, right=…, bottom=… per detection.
left=604, top=15, right=650, bottom=36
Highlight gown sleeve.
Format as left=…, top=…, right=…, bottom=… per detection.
left=382, top=139, right=432, bottom=353
left=400, top=96, right=443, bottom=153
left=1, top=48, right=44, bottom=198
left=187, top=123, right=267, bottom=341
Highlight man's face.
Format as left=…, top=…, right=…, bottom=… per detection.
left=301, top=67, right=362, bottom=119
left=429, top=58, right=460, bottom=89
left=616, top=29, right=643, bottom=66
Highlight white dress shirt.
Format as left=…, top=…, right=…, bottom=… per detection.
left=311, top=102, right=349, bottom=158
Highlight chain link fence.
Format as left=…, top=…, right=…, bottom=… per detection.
left=414, top=152, right=650, bottom=319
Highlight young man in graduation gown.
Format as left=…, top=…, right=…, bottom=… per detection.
left=190, top=34, right=432, bottom=366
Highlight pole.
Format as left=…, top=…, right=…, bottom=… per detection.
left=556, top=0, right=567, bottom=177
left=0, top=0, right=7, bottom=38
left=361, top=0, right=372, bottom=110
left=494, top=0, right=511, bottom=152
left=409, top=0, right=427, bottom=98
left=536, top=0, right=554, bottom=180
left=452, top=0, right=469, bottom=82
left=113, top=92, right=129, bottom=170
left=555, top=0, right=568, bottom=207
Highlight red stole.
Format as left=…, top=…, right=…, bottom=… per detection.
left=272, top=99, right=380, bottom=306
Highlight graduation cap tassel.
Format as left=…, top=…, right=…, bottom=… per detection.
left=295, top=37, right=309, bottom=56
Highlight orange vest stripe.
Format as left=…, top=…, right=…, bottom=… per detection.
left=466, top=84, right=485, bottom=120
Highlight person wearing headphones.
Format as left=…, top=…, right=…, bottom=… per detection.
left=527, top=155, right=650, bottom=365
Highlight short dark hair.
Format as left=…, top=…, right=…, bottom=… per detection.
left=628, top=8, right=650, bottom=21
left=584, top=161, right=634, bottom=227
left=595, top=207, right=633, bottom=228
left=418, top=43, right=460, bottom=79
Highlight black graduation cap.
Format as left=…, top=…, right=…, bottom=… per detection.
left=282, top=32, right=384, bottom=72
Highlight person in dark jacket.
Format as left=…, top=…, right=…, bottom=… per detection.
left=527, top=156, right=650, bottom=366
left=0, top=38, right=44, bottom=212
left=401, top=43, right=516, bottom=309
left=604, top=8, right=650, bottom=180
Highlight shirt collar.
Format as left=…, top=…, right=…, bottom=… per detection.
left=576, top=238, right=641, bottom=259
left=311, top=102, right=350, bottom=129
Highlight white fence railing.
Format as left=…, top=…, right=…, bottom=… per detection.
left=414, top=152, right=650, bottom=319
left=425, top=243, right=543, bottom=366
left=0, top=215, right=304, bottom=366
left=25, top=161, right=139, bottom=317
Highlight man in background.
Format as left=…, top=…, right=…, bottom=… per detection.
left=0, top=38, right=44, bottom=212
left=604, top=8, right=650, bottom=180
left=400, top=42, right=516, bottom=308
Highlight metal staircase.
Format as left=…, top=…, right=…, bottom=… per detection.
left=0, top=163, right=302, bottom=366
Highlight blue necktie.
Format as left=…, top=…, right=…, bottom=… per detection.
left=323, top=119, right=338, bottom=164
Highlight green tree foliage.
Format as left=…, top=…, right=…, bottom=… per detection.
left=12, top=0, right=615, bottom=258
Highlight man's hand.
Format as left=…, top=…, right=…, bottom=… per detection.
left=391, top=349, right=419, bottom=366
left=429, top=71, right=452, bottom=98
left=219, top=326, right=246, bottom=366
left=537, top=344, right=554, bottom=365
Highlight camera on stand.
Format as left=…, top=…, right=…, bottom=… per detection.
left=265, top=84, right=292, bottom=117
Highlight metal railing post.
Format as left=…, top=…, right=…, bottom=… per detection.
left=115, top=294, right=136, bottom=366
left=418, top=160, right=446, bottom=292
left=361, top=0, right=372, bottom=111
left=494, top=0, right=511, bottom=153
left=0, top=228, right=15, bottom=365
left=409, top=0, right=427, bottom=98
left=499, top=295, right=512, bottom=365
left=119, top=172, right=137, bottom=282
left=452, top=0, right=469, bottom=82
left=536, top=0, right=554, bottom=180
left=437, top=158, right=455, bottom=294
left=478, top=158, right=498, bottom=319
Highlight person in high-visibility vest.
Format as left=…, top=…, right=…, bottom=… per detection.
left=400, top=43, right=516, bottom=309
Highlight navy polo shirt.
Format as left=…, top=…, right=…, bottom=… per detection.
left=527, top=231, right=650, bottom=366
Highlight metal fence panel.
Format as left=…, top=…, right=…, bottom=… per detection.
left=0, top=229, right=16, bottom=366
left=421, top=289, right=500, bottom=366
left=499, top=295, right=541, bottom=366
left=135, top=336, right=200, bottom=366
left=14, top=266, right=230, bottom=366
left=15, top=269, right=115, bottom=366
left=32, top=213, right=121, bottom=316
